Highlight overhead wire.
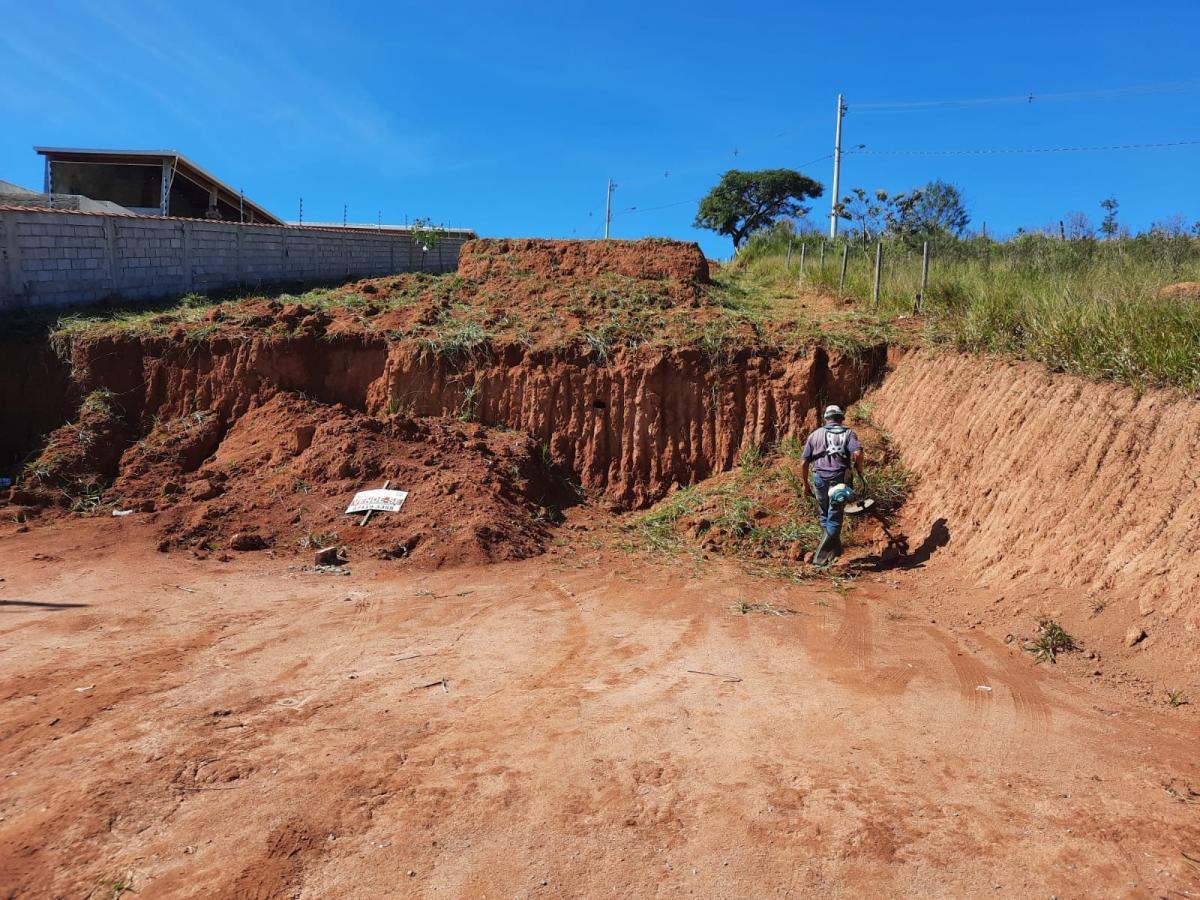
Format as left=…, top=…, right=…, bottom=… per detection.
left=857, top=138, right=1200, bottom=156
left=854, top=79, right=1200, bottom=111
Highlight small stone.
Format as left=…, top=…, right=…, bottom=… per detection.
left=1124, top=625, right=1147, bottom=648
left=1138, top=595, right=1156, bottom=617
left=407, top=870, right=416, bottom=877
left=229, top=532, right=268, bottom=552
left=315, top=546, right=345, bottom=566
left=188, top=479, right=222, bottom=502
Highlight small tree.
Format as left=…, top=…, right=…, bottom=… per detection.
left=694, top=169, right=823, bottom=251
left=1064, top=211, right=1095, bottom=240
left=834, top=187, right=922, bottom=245
left=1099, top=197, right=1120, bottom=239
left=904, top=180, right=970, bottom=238
left=410, top=217, right=444, bottom=250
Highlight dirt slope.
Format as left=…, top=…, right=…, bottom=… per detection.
left=873, top=349, right=1200, bottom=658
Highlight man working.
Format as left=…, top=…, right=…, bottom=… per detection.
left=800, top=404, right=866, bottom=558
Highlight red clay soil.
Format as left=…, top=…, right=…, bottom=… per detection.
left=456, top=237, right=710, bottom=284
left=20, top=392, right=563, bottom=568
left=1158, top=281, right=1200, bottom=300
left=872, top=349, right=1200, bottom=704
left=0, top=517, right=1198, bottom=898
left=26, top=322, right=883, bottom=519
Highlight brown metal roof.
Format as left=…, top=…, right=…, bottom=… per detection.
left=34, top=146, right=284, bottom=225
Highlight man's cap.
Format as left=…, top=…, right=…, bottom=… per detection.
left=823, top=404, right=845, bottom=420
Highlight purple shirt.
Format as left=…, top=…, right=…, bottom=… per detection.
left=802, top=425, right=862, bottom=476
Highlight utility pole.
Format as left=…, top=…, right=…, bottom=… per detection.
left=604, top=178, right=616, bottom=240
left=829, top=93, right=846, bottom=239
left=299, top=197, right=303, bottom=225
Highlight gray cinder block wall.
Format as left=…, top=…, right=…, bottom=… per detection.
left=0, top=207, right=474, bottom=309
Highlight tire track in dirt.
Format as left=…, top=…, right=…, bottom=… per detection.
left=926, top=627, right=995, bottom=752
left=974, top=631, right=1052, bottom=750
left=803, top=593, right=918, bottom=697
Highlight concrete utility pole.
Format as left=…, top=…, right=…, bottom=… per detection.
left=829, top=93, right=846, bottom=239
left=604, top=179, right=616, bottom=240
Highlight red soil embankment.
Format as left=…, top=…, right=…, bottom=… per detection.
left=13, top=331, right=885, bottom=559
left=59, top=334, right=883, bottom=510
left=874, top=351, right=1200, bottom=635
left=457, top=238, right=709, bottom=285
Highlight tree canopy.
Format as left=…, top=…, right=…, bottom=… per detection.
left=834, top=179, right=969, bottom=246
left=905, top=180, right=970, bottom=237
left=694, top=169, right=823, bottom=250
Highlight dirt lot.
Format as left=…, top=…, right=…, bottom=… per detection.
left=2, top=514, right=1198, bottom=899
left=4, top=240, right=1199, bottom=897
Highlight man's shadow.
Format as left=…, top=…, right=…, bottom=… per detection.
left=859, top=517, right=950, bottom=571
left=0, top=599, right=90, bottom=611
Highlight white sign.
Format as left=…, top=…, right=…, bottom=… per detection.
left=345, top=489, right=409, bottom=515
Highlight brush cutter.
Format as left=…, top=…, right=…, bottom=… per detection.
left=811, top=476, right=908, bottom=567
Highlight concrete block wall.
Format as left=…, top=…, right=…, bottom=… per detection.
left=0, top=207, right=473, bottom=309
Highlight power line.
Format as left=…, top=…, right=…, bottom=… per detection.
left=854, top=79, right=1200, bottom=111
left=613, top=152, right=843, bottom=218
left=858, top=138, right=1200, bottom=156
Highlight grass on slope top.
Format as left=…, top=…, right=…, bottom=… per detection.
left=735, top=229, right=1200, bottom=394
left=44, top=263, right=896, bottom=363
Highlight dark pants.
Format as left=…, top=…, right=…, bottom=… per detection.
left=812, top=469, right=849, bottom=538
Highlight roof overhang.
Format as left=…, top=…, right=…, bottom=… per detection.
left=33, top=146, right=283, bottom=225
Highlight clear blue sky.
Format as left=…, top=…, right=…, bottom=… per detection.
left=3, top=0, right=1198, bottom=257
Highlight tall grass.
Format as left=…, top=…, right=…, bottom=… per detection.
left=735, top=230, right=1200, bottom=392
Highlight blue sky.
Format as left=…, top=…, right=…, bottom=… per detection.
left=2, top=0, right=1198, bottom=257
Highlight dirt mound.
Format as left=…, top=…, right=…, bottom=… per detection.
left=873, top=349, right=1200, bottom=656
left=1158, top=281, right=1200, bottom=301
left=14, top=391, right=129, bottom=510
left=23, top=393, right=569, bottom=568
left=456, top=238, right=709, bottom=285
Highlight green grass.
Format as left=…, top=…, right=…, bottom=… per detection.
left=1023, top=618, right=1078, bottom=664
left=735, top=230, right=1200, bottom=393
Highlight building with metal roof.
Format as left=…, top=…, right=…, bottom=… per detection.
left=34, top=147, right=283, bottom=225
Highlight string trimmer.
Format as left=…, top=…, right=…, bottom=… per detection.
left=811, top=477, right=908, bottom=567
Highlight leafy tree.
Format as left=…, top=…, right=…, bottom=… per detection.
left=904, top=180, right=970, bottom=237
left=410, top=217, right=444, bottom=250
left=1099, top=197, right=1120, bottom=239
left=834, top=187, right=922, bottom=244
left=694, top=169, right=823, bottom=251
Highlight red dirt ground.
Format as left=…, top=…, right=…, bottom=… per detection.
left=1, top=515, right=1198, bottom=898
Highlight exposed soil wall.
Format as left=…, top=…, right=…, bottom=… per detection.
left=57, top=334, right=885, bottom=510
left=873, top=350, right=1200, bottom=629
left=457, top=238, right=709, bottom=285
left=0, top=334, right=75, bottom=471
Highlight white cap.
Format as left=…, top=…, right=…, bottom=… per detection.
left=823, top=404, right=845, bottom=420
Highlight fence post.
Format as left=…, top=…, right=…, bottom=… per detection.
left=820, top=240, right=826, bottom=271
left=916, top=240, right=929, bottom=314
left=872, top=241, right=883, bottom=308
left=838, top=243, right=849, bottom=294
left=786, top=238, right=793, bottom=269
left=799, top=242, right=806, bottom=277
